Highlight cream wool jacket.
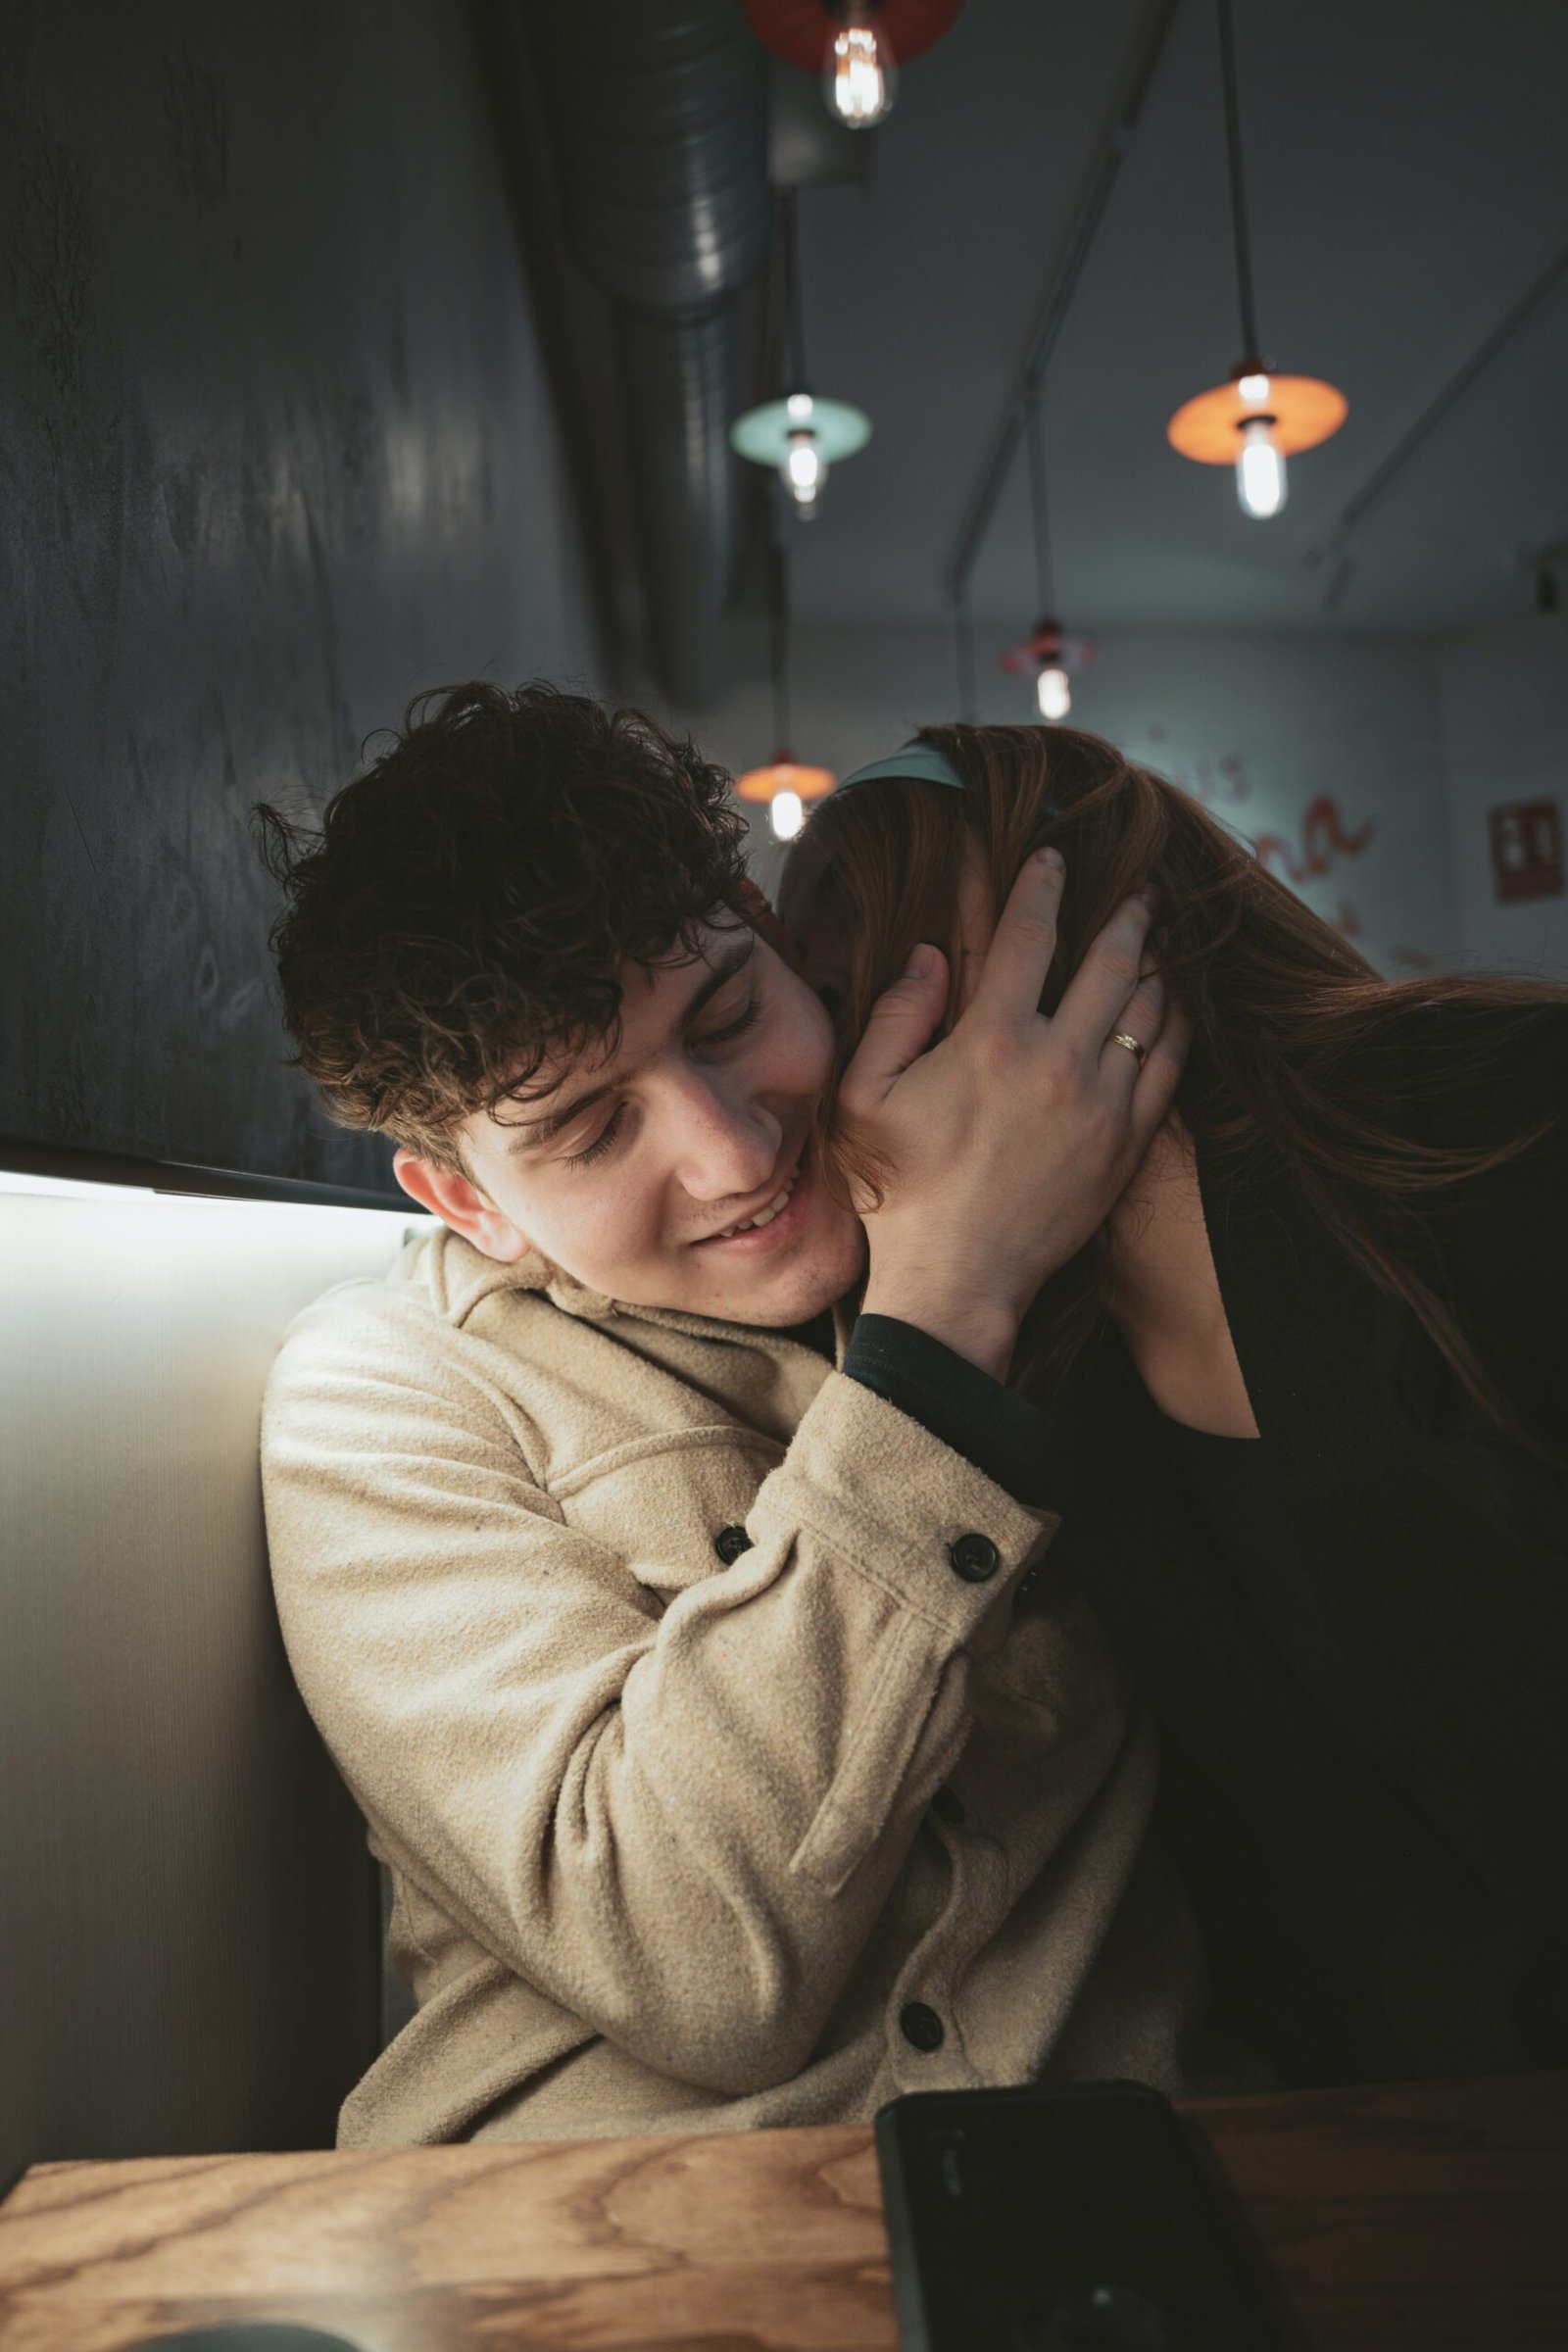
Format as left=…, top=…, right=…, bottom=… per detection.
left=261, top=1224, right=1210, bottom=2148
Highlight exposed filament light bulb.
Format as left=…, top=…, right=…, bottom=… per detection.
left=770, top=788, right=805, bottom=841
left=783, top=428, right=827, bottom=516
left=824, top=7, right=897, bottom=127
left=1236, top=414, right=1287, bottom=518
left=1036, top=665, right=1072, bottom=721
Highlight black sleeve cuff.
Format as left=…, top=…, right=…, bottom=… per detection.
left=842, top=1313, right=1059, bottom=1507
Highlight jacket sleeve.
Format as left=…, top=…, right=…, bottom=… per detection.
left=261, top=1305, right=1110, bottom=2099
left=844, top=1311, right=1058, bottom=1503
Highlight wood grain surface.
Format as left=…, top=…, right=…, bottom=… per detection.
left=2, top=2073, right=1564, bottom=2351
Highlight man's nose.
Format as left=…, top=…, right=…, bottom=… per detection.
left=665, top=1070, right=782, bottom=1202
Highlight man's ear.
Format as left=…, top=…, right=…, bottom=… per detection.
left=392, top=1148, right=532, bottom=1265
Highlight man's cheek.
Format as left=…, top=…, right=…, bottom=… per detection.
left=774, top=993, right=835, bottom=1091
left=579, top=1195, right=662, bottom=1272
left=512, top=1199, right=602, bottom=1282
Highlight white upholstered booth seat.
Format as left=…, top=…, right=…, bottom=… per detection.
left=1, top=1176, right=433, bottom=2170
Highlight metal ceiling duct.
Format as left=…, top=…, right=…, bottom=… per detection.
left=527, top=2, right=771, bottom=710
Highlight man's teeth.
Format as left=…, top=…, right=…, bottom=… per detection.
left=716, top=1168, right=798, bottom=1240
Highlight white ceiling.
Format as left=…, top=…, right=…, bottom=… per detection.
left=782, top=0, right=1568, bottom=638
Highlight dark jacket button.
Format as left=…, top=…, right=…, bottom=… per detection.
left=930, top=1787, right=965, bottom=1828
left=713, top=1524, right=753, bottom=1565
left=900, top=2001, right=945, bottom=2052
left=948, top=1532, right=1000, bottom=1583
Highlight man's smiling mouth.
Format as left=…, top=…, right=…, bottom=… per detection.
left=691, top=1151, right=806, bottom=1246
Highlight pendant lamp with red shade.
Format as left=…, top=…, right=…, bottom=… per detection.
left=744, top=1, right=963, bottom=130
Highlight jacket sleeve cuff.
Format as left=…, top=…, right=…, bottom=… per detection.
left=748, top=1367, right=1058, bottom=1655
left=843, top=1312, right=1059, bottom=1506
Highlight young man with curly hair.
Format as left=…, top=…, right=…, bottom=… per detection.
left=255, top=680, right=1205, bottom=2149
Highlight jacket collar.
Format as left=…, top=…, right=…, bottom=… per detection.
left=400, top=1224, right=856, bottom=1363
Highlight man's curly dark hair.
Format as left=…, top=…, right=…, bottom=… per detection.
left=254, top=681, right=752, bottom=1176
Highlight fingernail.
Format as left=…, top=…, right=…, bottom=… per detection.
left=1136, top=885, right=1159, bottom=911
left=902, top=944, right=929, bottom=979
left=1039, top=847, right=1064, bottom=871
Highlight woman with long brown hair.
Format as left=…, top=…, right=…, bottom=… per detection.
left=779, top=722, right=1568, bottom=2088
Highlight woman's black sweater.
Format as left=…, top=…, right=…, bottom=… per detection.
left=848, top=1001, right=1568, bottom=2084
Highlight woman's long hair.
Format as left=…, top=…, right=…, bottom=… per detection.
left=778, top=722, right=1565, bottom=1462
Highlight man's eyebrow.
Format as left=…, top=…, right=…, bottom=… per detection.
left=504, top=937, right=757, bottom=1153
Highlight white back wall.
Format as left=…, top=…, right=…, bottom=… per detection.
left=679, top=624, right=1459, bottom=981
left=1436, top=614, right=1568, bottom=978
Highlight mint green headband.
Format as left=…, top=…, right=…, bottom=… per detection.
left=835, top=742, right=965, bottom=794
left=834, top=739, right=1063, bottom=819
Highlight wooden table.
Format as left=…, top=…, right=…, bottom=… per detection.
left=2, top=2072, right=1565, bottom=2351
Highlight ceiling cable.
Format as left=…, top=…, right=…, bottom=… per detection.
left=1313, top=237, right=1568, bottom=610
left=946, top=0, right=1182, bottom=603
left=1333, top=238, right=1568, bottom=543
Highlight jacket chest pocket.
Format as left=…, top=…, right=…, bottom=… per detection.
left=553, top=1426, right=784, bottom=1599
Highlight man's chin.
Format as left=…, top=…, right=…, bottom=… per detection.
left=686, top=1218, right=866, bottom=1330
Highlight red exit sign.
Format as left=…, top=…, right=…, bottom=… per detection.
left=1489, top=800, right=1563, bottom=903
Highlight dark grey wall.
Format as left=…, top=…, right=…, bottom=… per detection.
left=2, top=0, right=604, bottom=1194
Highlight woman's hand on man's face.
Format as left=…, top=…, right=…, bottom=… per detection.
left=840, top=852, right=1189, bottom=1380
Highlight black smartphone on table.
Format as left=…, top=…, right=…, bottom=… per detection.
left=874, top=2079, right=1298, bottom=2350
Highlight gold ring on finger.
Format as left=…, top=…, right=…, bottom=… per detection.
left=1109, top=1031, right=1147, bottom=1066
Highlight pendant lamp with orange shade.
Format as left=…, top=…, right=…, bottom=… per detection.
left=1168, top=0, right=1347, bottom=517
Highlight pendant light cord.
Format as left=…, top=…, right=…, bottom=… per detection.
left=768, top=520, right=792, bottom=757
left=764, top=193, right=787, bottom=396
left=781, top=190, right=809, bottom=390
left=1217, top=0, right=1262, bottom=361
left=764, top=192, right=798, bottom=759
left=1025, top=385, right=1055, bottom=619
